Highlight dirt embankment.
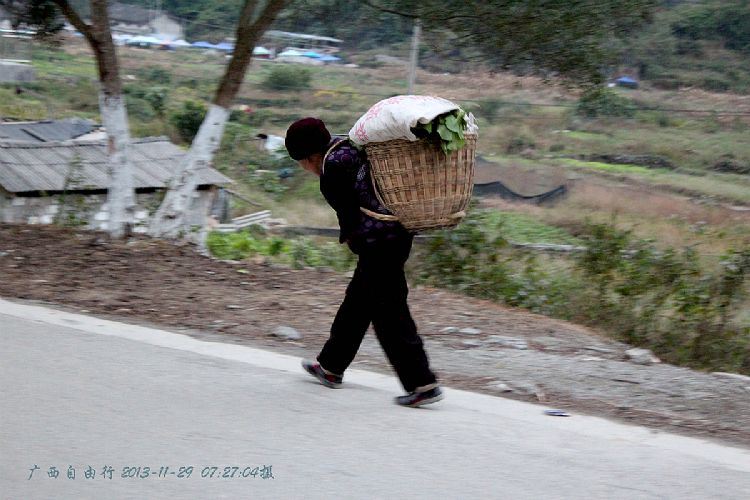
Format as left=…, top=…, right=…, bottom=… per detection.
left=1, top=223, right=749, bottom=448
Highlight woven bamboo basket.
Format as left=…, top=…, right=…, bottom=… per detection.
left=363, top=133, right=477, bottom=232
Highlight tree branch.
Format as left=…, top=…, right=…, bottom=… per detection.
left=51, top=0, right=93, bottom=43
left=249, top=0, right=286, bottom=36
left=214, top=0, right=287, bottom=108
left=360, top=0, right=417, bottom=19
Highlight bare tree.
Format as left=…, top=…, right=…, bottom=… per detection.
left=52, top=0, right=135, bottom=238
left=148, top=0, right=287, bottom=240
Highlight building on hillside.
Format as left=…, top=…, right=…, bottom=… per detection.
left=0, top=137, right=231, bottom=231
left=0, top=27, right=35, bottom=82
left=0, top=118, right=100, bottom=143
left=0, top=7, right=11, bottom=31
left=262, top=30, right=342, bottom=55
left=106, top=2, right=183, bottom=39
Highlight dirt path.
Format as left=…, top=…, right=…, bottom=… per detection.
left=2, top=223, right=749, bottom=447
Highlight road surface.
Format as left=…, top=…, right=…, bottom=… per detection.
left=1, top=298, right=749, bottom=499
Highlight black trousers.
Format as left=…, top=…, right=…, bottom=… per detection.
left=317, top=236, right=437, bottom=392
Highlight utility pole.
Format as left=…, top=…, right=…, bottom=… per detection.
left=407, top=18, right=421, bottom=95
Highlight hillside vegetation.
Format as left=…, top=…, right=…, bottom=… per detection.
left=109, top=0, right=750, bottom=94
left=2, top=16, right=750, bottom=373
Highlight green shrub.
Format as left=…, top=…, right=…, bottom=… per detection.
left=357, top=59, right=385, bottom=69
left=675, top=38, right=703, bottom=56
left=414, top=212, right=750, bottom=374
left=179, top=78, right=199, bottom=89
left=575, top=222, right=750, bottom=372
left=206, top=231, right=355, bottom=271
left=262, top=66, right=312, bottom=91
left=229, top=108, right=273, bottom=127
left=207, top=230, right=263, bottom=260
left=126, top=97, right=156, bottom=122
left=478, top=98, right=503, bottom=124
left=701, top=77, right=731, bottom=92
left=143, top=87, right=168, bottom=117
left=125, top=85, right=169, bottom=117
left=253, top=170, right=288, bottom=197
left=169, top=100, right=207, bottom=143
left=651, top=78, right=682, bottom=90
left=575, top=87, right=636, bottom=118
left=412, top=210, right=578, bottom=315
left=67, top=78, right=99, bottom=113
left=140, top=66, right=172, bottom=84
left=506, top=135, right=536, bottom=154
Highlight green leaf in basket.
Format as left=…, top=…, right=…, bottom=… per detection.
left=445, top=114, right=461, bottom=133
left=437, top=123, right=455, bottom=141
left=421, top=121, right=433, bottom=133
left=458, top=111, right=467, bottom=129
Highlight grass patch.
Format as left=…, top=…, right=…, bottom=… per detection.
left=559, top=158, right=667, bottom=176
left=484, top=211, right=581, bottom=245
left=555, top=158, right=750, bottom=204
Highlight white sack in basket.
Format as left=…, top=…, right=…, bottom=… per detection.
left=348, top=95, right=460, bottom=146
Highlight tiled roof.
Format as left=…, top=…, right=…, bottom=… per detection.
left=0, top=118, right=96, bottom=143
left=0, top=137, right=232, bottom=193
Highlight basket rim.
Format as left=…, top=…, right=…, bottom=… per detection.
left=363, top=132, right=478, bottom=149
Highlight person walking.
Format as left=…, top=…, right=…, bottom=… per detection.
left=285, top=117, right=443, bottom=407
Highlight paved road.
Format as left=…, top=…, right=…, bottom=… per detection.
left=1, top=298, right=749, bottom=500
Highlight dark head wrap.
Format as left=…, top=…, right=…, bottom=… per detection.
left=285, top=117, right=331, bottom=160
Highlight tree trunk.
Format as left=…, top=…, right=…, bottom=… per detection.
left=148, top=104, right=230, bottom=240
left=99, top=92, right=135, bottom=237
left=53, top=0, right=136, bottom=238
left=149, top=0, right=286, bottom=241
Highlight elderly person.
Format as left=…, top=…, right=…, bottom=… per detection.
left=285, top=117, right=443, bottom=407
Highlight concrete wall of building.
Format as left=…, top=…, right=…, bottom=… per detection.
left=0, top=61, right=35, bottom=82
left=150, top=15, right=183, bottom=40
left=0, top=190, right=215, bottom=231
left=111, top=15, right=183, bottom=39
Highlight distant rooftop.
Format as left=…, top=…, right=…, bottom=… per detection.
left=265, top=30, right=342, bottom=44
left=0, top=119, right=96, bottom=143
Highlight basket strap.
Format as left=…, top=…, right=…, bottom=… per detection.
left=321, top=138, right=347, bottom=175
left=367, top=165, right=397, bottom=218
left=359, top=206, right=399, bottom=221
left=324, top=139, right=400, bottom=222
left=360, top=207, right=464, bottom=222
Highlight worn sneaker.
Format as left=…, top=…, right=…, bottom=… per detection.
left=395, top=386, right=444, bottom=408
left=301, top=359, right=342, bottom=389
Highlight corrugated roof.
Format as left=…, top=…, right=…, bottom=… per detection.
left=0, top=118, right=96, bottom=143
left=265, top=30, right=343, bottom=44
left=0, top=137, right=232, bottom=193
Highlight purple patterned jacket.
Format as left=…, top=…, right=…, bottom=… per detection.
left=320, top=138, right=409, bottom=253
